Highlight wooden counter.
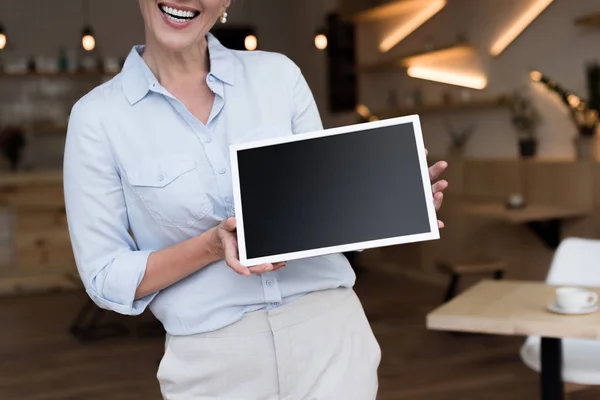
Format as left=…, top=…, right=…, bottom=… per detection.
left=0, top=172, right=74, bottom=296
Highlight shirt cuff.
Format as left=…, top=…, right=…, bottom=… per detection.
left=87, top=250, right=158, bottom=316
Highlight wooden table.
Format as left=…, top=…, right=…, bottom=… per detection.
left=461, top=203, right=589, bottom=248
left=427, top=280, right=600, bottom=400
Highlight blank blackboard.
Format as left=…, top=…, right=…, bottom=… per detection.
left=230, top=116, right=439, bottom=266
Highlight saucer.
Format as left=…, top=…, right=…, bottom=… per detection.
left=547, top=302, right=599, bottom=315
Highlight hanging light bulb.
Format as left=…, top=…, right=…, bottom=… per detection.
left=82, top=26, right=96, bottom=51
left=567, top=93, right=582, bottom=108
left=0, top=25, right=6, bottom=50
left=244, top=34, right=257, bottom=51
left=80, top=1, right=95, bottom=52
left=314, top=27, right=328, bottom=50
left=529, top=70, right=542, bottom=82
left=314, top=33, right=328, bottom=50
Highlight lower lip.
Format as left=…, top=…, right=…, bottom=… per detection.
left=160, top=9, right=196, bottom=29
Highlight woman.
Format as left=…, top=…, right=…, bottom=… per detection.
left=63, top=0, right=448, bottom=398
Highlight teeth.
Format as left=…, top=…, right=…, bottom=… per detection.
left=166, top=14, right=188, bottom=23
left=160, top=4, right=196, bottom=19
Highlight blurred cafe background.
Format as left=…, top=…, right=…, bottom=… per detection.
left=1, top=0, right=600, bottom=399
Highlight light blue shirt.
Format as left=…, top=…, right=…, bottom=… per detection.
left=63, top=33, right=356, bottom=336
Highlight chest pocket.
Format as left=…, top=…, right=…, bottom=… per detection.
left=127, top=155, right=213, bottom=228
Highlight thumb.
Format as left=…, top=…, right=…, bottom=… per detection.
left=220, top=217, right=237, bottom=232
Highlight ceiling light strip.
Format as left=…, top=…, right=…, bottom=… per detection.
left=353, top=0, right=426, bottom=22
left=379, top=0, right=446, bottom=53
left=407, top=66, right=488, bottom=90
left=490, top=0, right=553, bottom=56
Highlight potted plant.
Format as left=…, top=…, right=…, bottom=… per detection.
left=0, top=124, right=26, bottom=171
left=587, top=62, right=600, bottom=116
left=530, top=69, right=599, bottom=159
left=509, top=92, right=541, bottom=158
left=444, top=121, right=476, bottom=158
left=571, top=106, right=598, bottom=159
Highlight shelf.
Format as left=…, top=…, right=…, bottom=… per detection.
left=359, top=43, right=474, bottom=73
left=574, top=13, right=600, bottom=27
left=3, top=123, right=68, bottom=134
left=375, top=96, right=514, bottom=119
left=26, top=123, right=68, bottom=133
left=0, top=71, right=116, bottom=79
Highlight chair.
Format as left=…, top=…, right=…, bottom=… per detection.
left=520, top=237, right=600, bottom=391
left=70, top=298, right=130, bottom=341
left=437, top=259, right=506, bottom=302
left=66, top=271, right=130, bottom=341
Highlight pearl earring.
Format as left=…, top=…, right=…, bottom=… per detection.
left=220, top=11, right=228, bottom=24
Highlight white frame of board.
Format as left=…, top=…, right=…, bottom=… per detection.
left=229, top=114, right=440, bottom=266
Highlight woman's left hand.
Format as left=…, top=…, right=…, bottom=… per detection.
left=426, top=150, right=448, bottom=228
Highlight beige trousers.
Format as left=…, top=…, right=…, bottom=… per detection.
left=157, top=288, right=381, bottom=400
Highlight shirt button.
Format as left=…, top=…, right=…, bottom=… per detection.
left=208, top=75, right=215, bottom=82
left=204, top=137, right=212, bottom=143
left=272, top=302, right=281, bottom=307
left=219, top=168, right=227, bottom=174
left=266, top=280, right=274, bottom=287
left=157, top=174, right=165, bottom=181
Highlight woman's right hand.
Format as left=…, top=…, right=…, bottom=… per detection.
left=209, top=217, right=286, bottom=277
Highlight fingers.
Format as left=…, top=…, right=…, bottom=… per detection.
left=434, top=191, right=444, bottom=211
left=223, top=235, right=250, bottom=277
left=220, top=217, right=237, bottom=232
left=273, top=262, right=286, bottom=270
left=429, top=161, right=448, bottom=181
left=432, top=180, right=448, bottom=194
left=248, top=264, right=274, bottom=274
left=248, top=261, right=287, bottom=275
left=424, top=152, right=448, bottom=229
left=423, top=157, right=447, bottom=229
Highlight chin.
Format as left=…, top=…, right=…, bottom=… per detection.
left=155, top=32, right=201, bottom=51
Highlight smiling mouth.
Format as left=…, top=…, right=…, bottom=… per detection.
left=158, top=3, right=200, bottom=23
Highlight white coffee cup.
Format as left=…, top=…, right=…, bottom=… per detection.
left=555, top=287, right=598, bottom=310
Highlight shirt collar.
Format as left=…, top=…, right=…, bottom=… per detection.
left=121, top=32, right=236, bottom=105
left=207, top=32, right=235, bottom=86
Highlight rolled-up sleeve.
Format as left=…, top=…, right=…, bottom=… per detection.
left=63, top=99, right=157, bottom=315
